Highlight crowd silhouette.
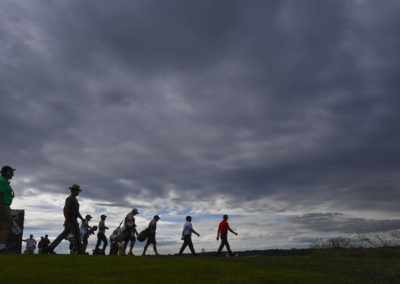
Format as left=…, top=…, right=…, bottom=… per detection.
left=0, top=166, right=238, bottom=256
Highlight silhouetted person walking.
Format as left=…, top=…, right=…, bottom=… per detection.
left=0, top=165, right=16, bottom=253
left=178, top=216, right=200, bottom=256
left=120, top=208, right=139, bottom=255
left=142, top=215, right=160, bottom=256
left=216, top=215, right=237, bottom=257
left=46, top=184, right=85, bottom=254
left=94, top=214, right=109, bottom=254
left=80, top=214, right=93, bottom=253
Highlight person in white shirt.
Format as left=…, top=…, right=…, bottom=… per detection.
left=94, top=214, right=109, bottom=254
left=114, top=208, right=139, bottom=255
left=178, top=216, right=200, bottom=256
left=80, top=214, right=93, bottom=253
left=23, top=234, right=37, bottom=254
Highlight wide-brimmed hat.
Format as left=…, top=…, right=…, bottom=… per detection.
left=69, top=184, right=82, bottom=191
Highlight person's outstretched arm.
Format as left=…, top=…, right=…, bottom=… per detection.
left=191, top=228, right=200, bottom=237
left=228, top=228, right=238, bottom=235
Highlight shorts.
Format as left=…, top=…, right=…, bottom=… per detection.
left=146, top=233, right=156, bottom=245
left=0, top=203, right=13, bottom=230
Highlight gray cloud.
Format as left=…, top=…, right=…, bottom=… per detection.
left=287, top=213, right=400, bottom=234
left=1, top=0, right=400, bottom=228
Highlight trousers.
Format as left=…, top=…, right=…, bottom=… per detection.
left=50, top=218, right=83, bottom=253
left=95, top=232, right=108, bottom=250
left=179, top=235, right=196, bottom=256
left=217, top=234, right=233, bottom=256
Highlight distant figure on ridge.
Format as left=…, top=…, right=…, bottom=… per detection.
left=178, top=216, right=200, bottom=256
left=38, top=236, right=44, bottom=254
left=0, top=165, right=17, bottom=254
left=23, top=234, right=37, bottom=254
left=42, top=234, right=50, bottom=253
left=94, top=214, right=109, bottom=254
left=216, top=215, right=238, bottom=257
left=142, top=215, right=160, bottom=256
left=45, top=184, right=85, bottom=254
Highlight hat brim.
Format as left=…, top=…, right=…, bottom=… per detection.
left=69, top=187, right=82, bottom=191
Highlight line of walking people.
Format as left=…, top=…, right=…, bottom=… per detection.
left=1, top=166, right=238, bottom=256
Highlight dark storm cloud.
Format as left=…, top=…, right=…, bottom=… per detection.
left=287, top=213, right=400, bottom=234
left=1, top=0, right=400, bottom=219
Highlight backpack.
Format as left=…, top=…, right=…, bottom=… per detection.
left=137, top=228, right=149, bottom=242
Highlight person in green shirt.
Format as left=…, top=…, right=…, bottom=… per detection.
left=0, top=165, right=16, bottom=253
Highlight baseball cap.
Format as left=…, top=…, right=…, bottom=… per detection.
left=1, top=165, right=16, bottom=174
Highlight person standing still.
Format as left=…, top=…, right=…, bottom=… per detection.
left=45, top=184, right=85, bottom=254
left=0, top=165, right=16, bottom=253
left=142, top=215, right=160, bottom=256
left=23, top=234, right=37, bottom=254
left=216, top=215, right=238, bottom=257
left=178, top=216, right=200, bottom=256
left=42, top=234, right=50, bottom=252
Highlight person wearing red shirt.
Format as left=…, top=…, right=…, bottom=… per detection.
left=216, top=215, right=238, bottom=257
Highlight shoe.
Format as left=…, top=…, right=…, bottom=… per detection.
left=128, top=252, right=134, bottom=256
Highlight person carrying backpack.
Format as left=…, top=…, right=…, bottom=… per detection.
left=142, top=215, right=160, bottom=256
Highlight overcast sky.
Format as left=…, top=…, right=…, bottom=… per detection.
left=2, top=0, right=400, bottom=254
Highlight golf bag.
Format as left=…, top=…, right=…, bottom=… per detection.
left=137, top=228, right=149, bottom=242
left=109, top=221, right=124, bottom=255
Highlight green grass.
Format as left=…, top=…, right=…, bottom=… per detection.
left=1, top=250, right=399, bottom=283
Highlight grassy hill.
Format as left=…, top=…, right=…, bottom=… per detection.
left=1, top=248, right=400, bottom=283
